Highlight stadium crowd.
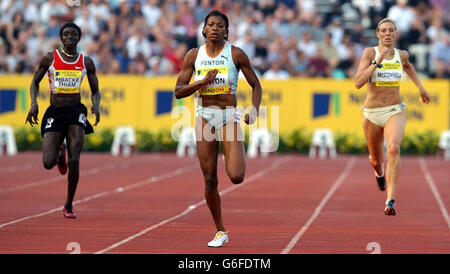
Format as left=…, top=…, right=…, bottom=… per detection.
left=0, top=0, right=448, bottom=79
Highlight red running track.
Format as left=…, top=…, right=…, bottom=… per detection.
left=0, top=152, right=448, bottom=254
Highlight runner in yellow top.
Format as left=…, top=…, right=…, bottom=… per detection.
left=354, top=18, right=430, bottom=216
left=175, top=10, right=262, bottom=247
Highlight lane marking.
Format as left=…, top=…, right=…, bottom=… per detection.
left=0, top=156, right=163, bottom=194
left=94, top=157, right=290, bottom=254
left=418, top=157, right=450, bottom=229
left=0, top=165, right=196, bottom=229
left=280, top=156, right=356, bottom=254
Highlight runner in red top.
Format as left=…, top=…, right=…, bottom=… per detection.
left=26, top=22, right=101, bottom=219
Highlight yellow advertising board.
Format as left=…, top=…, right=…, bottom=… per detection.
left=236, top=78, right=449, bottom=134
left=0, top=75, right=448, bottom=135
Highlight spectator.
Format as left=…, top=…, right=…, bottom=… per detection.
left=307, top=47, right=330, bottom=77
left=429, top=33, right=450, bottom=78
left=194, top=0, right=212, bottom=24
left=165, top=42, right=187, bottom=73
left=0, top=39, right=9, bottom=73
left=126, top=27, right=152, bottom=59
left=22, top=0, right=40, bottom=24
left=293, top=49, right=308, bottom=77
left=336, top=48, right=357, bottom=78
left=262, top=60, right=290, bottom=80
left=142, top=0, right=161, bottom=27
left=74, top=6, right=100, bottom=39
left=89, top=0, right=111, bottom=23
left=318, top=32, right=339, bottom=69
left=6, top=12, right=26, bottom=42
left=46, top=16, right=61, bottom=39
left=325, top=17, right=344, bottom=47
left=0, top=0, right=445, bottom=79
left=406, top=18, right=427, bottom=46
left=39, top=0, right=68, bottom=24
left=387, top=0, right=416, bottom=48
left=426, top=18, right=448, bottom=43
left=336, top=33, right=354, bottom=61
left=235, top=31, right=256, bottom=59
left=297, top=31, right=317, bottom=57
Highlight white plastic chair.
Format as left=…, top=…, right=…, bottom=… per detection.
left=111, top=126, right=136, bottom=157
left=0, top=125, right=17, bottom=156
left=309, top=128, right=337, bottom=159
left=176, top=127, right=196, bottom=157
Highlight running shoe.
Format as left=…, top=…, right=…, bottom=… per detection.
left=376, top=175, right=386, bottom=191
left=63, top=207, right=77, bottom=219
left=208, top=231, right=228, bottom=247
left=57, top=144, right=68, bottom=175
left=384, top=200, right=396, bottom=216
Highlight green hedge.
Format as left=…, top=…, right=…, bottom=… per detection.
left=12, top=127, right=440, bottom=155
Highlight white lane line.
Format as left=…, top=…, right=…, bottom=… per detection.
left=280, top=156, right=356, bottom=254
left=94, top=157, right=290, bottom=254
left=0, top=163, right=36, bottom=174
left=418, top=157, right=450, bottom=229
left=0, top=165, right=196, bottom=229
left=0, top=165, right=111, bottom=194
left=0, top=156, right=157, bottom=194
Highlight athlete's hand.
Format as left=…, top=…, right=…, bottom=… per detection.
left=244, top=107, right=258, bottom=125
left=377, top=47, right=390, bottom=64
left=91, top=105, right=100, bottom=126
left=25, top=103, right=39, bottom=126
left=202, top=69, right=218, bottom=85
left=419, top=87, right=430, bottom=104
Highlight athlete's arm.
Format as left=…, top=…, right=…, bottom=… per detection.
left=26, top=52, right=53, bottom=126
left=85, top=56, right=101, bottom=126
left=174, top=48, right=217, bottom=99
left=354, top=48, right=377, bottom=89
left=232, top=46, right=262, bottom=125
left=400, top=50, right=430, bottom=104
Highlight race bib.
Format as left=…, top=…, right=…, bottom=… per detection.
left=54, top=70, right=82, bottom=94
left=375, top=63, right=402, bottom=87
left=195, top=66, right=230, bottom=95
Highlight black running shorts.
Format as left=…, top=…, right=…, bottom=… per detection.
left=41, top=102, right=94, bottom=137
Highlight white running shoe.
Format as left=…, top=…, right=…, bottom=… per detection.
left=208, top=231, right=228, bottom=247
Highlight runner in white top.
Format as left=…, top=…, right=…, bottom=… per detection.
left=354, top=18, right=430, bottom=216
left=175, top=10, right=262, bottom=247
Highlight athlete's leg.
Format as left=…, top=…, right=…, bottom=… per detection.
left=64, top=124, right=85, bottom=211
left=362, top=117, right=385, bottom=177
left=196, top=117, right=224, bottom=232
left=42, top=132, right=65, bottom=170
left=383, top=112, right=406, bottom=201
left=221, top=120, right=245, bottom=185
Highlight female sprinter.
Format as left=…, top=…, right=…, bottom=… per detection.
left=26, top=22, right=101, bottom=219
left=354, top=18, right=430, bottom=216
left=174, top=10, right=262, bottom=246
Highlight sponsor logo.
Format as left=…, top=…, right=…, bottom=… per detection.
left=312, top=92, right=341, bottom=118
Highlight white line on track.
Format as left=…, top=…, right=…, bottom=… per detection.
left=0, top=165, right=196, bottom=229
left=94, top=157, right=290, bottom=254
left=0, top=156, right=158, bottom=194
left=280, top=156, right=356, bottom=254
left=418, top=157, right=450, bottom=229
left=0, top=163, right=36, bottom=174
